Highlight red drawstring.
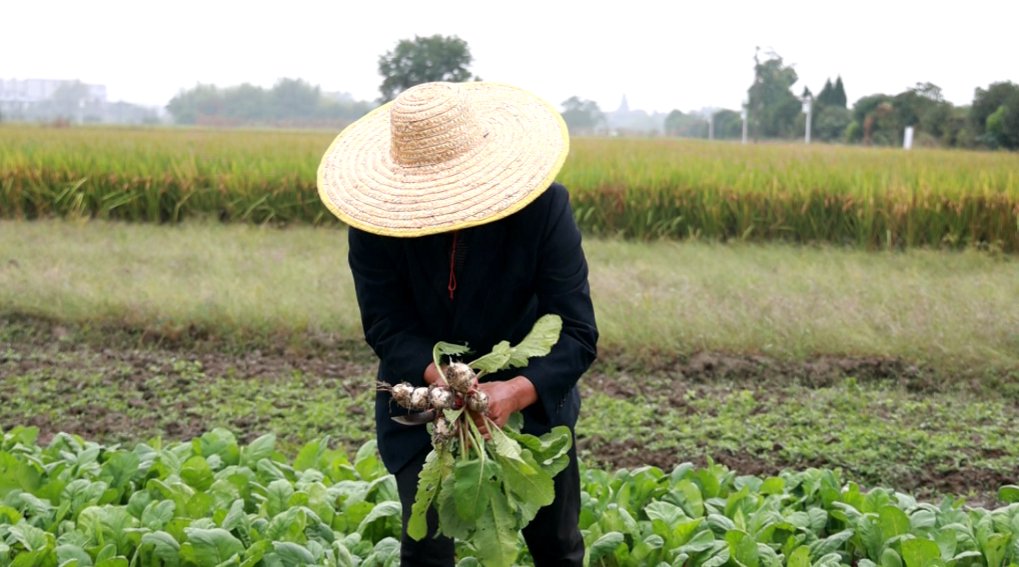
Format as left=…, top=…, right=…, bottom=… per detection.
left=448, top=231, right=459, bottom=300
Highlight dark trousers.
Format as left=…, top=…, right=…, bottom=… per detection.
left=395, top=442, right=584, bottom=567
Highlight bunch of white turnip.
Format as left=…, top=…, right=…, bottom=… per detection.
left=375, top=314, right=572, bottom=567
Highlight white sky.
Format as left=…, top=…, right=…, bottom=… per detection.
left=5, top=0, right=1017, bottom=113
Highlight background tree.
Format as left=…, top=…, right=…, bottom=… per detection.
left=664, top=110, right=708, bottom=138
left=815, top=77, right=848, bottom=110
left=747, top=49, right=801, bottom=139
left=815, top=79, right=836, bottom=107
left=810, top=76, right=850, bottom=141
left=813, top=106, right=852, bottom=142
left=167, top=80, right=371, bottom=126
left=832, top=76, right=848, bottom=108
left=844, top=83, right=954, bottom=147
left=848, top=94, right=891, bottom=144
left=561, top=96, right=605, bottom=135
left=971, top=81, right=1019, bottom=149
left=222, top=83, right=268, bottom=123
left=167, top=84, right=222, bottom=124
left=377, top=35, right=476, bottom=103
left=269, top=78, right=321, bottom=121
left=712, top=110, right=743, bottom=139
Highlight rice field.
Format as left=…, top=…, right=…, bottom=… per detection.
left=1, top=125, right=1017, bottom=250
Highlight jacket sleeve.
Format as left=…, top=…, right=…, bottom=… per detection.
left=348, top=227, right=434, bottom=386
left=521, top=186, right=599, bottom=422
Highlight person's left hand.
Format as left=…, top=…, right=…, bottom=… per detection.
left=471, top=376, right=536, bottom=439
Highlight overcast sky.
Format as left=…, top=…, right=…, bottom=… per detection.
left=5, top=0, right=1017, bottom=114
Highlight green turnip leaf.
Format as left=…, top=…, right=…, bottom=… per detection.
left=495, top=450, right=554, bottom=523
left=505, top=314, right=562, bottom=368
left=487, top=425, right=522, bottom=461
left=453, top=460, right=498, bottom=522
left=407, top=449, right=453, bottom=541
left=436, top=475, right=471, bottom=540
left=470, top=492, right=519, bottom=567
left=469, top=314, right=563, bottom=373
left=505, top=426, right=571, bottom=476
left=469, top=341, right=512, bottom=373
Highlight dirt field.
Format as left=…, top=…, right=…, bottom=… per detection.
left=3, top=315, right=1015, bottom=506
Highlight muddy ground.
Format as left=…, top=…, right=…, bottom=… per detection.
left=1, top=315, right=1015, bottom=505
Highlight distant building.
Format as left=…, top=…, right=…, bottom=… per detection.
left=0, top=78, right=157, bottom=124
left=604, top=95, right=667, bottom=135
left=0, top=79, right=106, bottom=115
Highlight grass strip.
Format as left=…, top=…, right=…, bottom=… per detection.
left=1, top=219, right=1017, bottom=374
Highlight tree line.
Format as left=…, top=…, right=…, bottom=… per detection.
left=741, top=49, right=1019, bottom=149
left=166, top=79, right=372, bottom=128
left=163, top=37, right=1018, bottom=150
left=559, top=50, right=1019, bottom=150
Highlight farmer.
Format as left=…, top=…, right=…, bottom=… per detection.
left=317, top=81, right=598, bottom=566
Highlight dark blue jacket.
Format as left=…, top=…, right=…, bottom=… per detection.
left=347, top=183, right=599, bottom=474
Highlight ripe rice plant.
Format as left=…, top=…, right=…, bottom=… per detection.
left=562, top=139, right=1019, bottom=250
left=2, top=125, right=1017, bottom=251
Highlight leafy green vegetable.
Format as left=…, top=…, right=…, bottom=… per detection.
left=405, top=314, right=570, bottom=567
left=407, top=449, right=453, bottom=540
left=469, top=314, right=563, bottom=374
left=0, top=373, right=1017, bottom=567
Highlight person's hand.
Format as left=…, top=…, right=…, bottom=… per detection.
left=471, top=376, right=537, bottom=439
left=423, top=361, right=444, bottom=386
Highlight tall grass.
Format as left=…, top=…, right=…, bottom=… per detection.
left=2, top=125, right=1017, bottom=250
left=2, top=220, right=1017, bottom=371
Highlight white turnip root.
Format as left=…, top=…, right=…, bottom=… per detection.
left=446, top=362, right=476, bottom=394
left=432, top=415, right=456, bottom=445
left=429, top=386, right=455, bottom=410
left=466, top=391, right=489, bottom=415
left=389, top=382, right=415, bottom=408
left=409, top=387, right=431, bottom=410
left=379, top=381, right=461, bottom=415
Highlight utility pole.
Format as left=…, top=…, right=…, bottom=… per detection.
left=741, top=102, right=748, bottom=144
left=801, top=93, right=813, bottom=144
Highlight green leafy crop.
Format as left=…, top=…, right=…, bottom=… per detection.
left=1, top=425, right=1018, bottom=566
left=408, top=314, right=571, bottom=567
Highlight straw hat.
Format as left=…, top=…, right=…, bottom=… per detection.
left=317, top=81, right=569, bottom=237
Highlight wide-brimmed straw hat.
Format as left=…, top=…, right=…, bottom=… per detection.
left=317, top=81, right=569, bottom=237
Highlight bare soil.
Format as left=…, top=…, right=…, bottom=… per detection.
left=2, top=315, right=1014, bottom=505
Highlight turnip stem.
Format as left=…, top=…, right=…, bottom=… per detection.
left=483, top=415, right=501, bottom=434
left=465, top=415, right=488, bottom=465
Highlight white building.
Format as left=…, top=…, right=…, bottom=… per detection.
left=0, top=78, right=107, bottom=118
